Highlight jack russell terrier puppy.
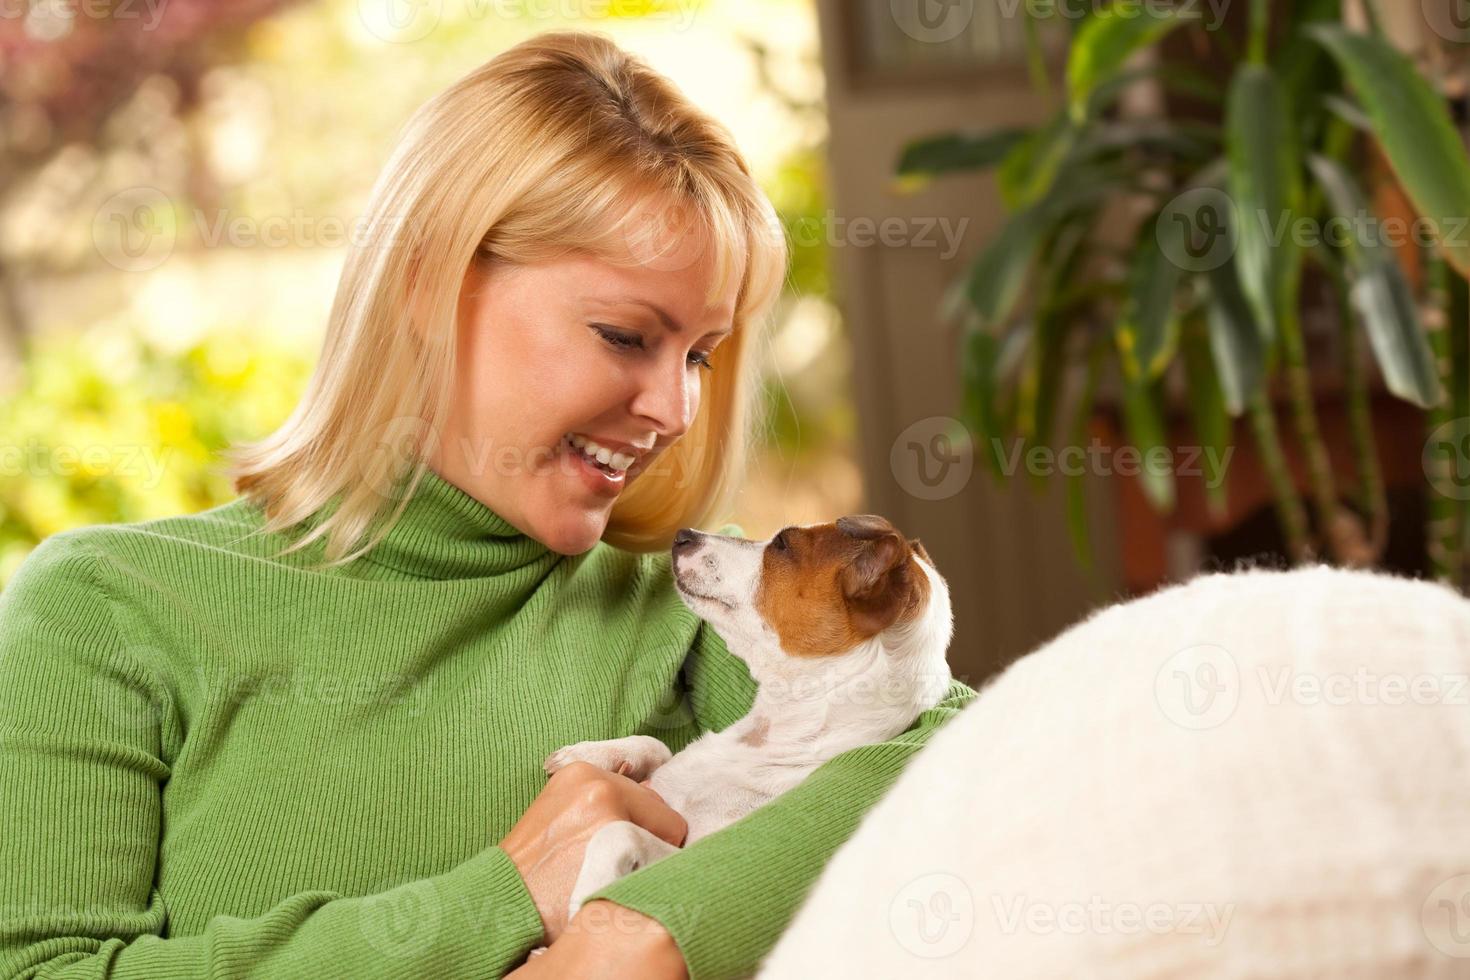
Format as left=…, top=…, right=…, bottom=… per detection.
left=542, top=514, right=956, bottom=920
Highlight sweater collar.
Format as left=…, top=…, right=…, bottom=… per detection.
left=338, top=467, right=556, bottom=580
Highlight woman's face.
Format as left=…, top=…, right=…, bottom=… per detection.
left=429, top=230, right=740, bottom=555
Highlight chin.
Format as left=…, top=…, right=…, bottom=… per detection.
left=536, top=510, right=613, bottom=556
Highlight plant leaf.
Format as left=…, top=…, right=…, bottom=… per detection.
left=1204, top=257, right=1266, bottom=416
left=965, top=208, right=1052, bottom=328
left=1117, top=211, right=1183, bottom=381
left=1067, top=2, right=1199, bottom=121
left=1308, top=154, right=1443, bottom=408
left=964, top=185, right=1105, bottom=329
left=1350, top=265, right=1444, bottom=408
left=1064, top=346, right=1104, bottom=569
left=998, top=113, right=1076, bottom=210
left=1121, top=376, right=1177, bottom=514
left=1181, top=316, right=1231, bottom=518
left=1226, top=63, right=1300, bottom=344
left=1308, top=25, right=1470, bottom=277
left=961, top=324, right=1005, bottom=479
left=896, top=128, right=1031, bottom=177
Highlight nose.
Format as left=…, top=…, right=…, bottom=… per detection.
left=672, top=528, right=701, bottom=555
left=631, top=358, right=696, bottom=440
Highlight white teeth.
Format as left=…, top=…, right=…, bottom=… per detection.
left=564, top=433, right=633, bottom=474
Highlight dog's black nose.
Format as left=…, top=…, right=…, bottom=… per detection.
left=672, top=528, right=700, bottom=554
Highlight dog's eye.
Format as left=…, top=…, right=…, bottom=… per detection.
left=773, top=530, right=789, bottom=553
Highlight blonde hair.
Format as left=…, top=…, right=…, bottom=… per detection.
left=223, top=30, right=789, bottom=568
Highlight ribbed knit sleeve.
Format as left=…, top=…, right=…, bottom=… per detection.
left=590, top=619, right=978, bottom=980
left=0, top=533, right=545, bottom=979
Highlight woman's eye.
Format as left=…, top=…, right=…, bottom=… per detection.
left=593, top=325, right=643, bottom=351
left=595, top=324, right=715, bottom=372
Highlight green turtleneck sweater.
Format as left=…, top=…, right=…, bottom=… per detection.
left=0, top=467, right=975, bottom=980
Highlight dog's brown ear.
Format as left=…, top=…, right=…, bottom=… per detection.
left=910, top=538, right=931, bottom=564
left=840, top=531, right=920, bottom=635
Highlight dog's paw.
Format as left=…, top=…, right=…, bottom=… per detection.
left=542, top=736, right=672, bottom=780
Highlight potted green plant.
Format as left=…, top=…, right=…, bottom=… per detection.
left=898, top=0, right=1470, bottom=589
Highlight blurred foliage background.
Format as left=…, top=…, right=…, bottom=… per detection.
left=0, top=0, right=860, bottom=584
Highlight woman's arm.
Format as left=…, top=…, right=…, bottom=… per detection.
left=505, top=900, right=688, bottom=980
left=0, top=534, right=545, bottom=979
left=587, top=617, right=978, bottom=980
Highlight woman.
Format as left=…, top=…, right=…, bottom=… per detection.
left=0, top=32, right=974, bottom=979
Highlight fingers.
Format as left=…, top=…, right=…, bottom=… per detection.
left=548, top=761, right=688, bottom=848
left=616, top=776, right=688, bottom=848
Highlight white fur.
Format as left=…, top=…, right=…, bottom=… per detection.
left=758, top=565, right=1470, bottom=978
left=547, top=525, right=954, bottom=919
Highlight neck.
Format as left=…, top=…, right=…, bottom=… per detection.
left=733, top=636, right=951, bottom=762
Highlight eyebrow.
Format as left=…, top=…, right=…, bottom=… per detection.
left=615, top=298, right=734, bottom=338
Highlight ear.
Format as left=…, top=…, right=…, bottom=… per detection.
left=839, top=532, right=914, bottom=635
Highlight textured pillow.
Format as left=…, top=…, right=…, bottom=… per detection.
left=759, top=565, right=1470, bottom=979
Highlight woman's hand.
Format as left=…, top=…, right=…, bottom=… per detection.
left=507, top=900, right=688, bottom=980
left=499, top=761, right=687, bottom=943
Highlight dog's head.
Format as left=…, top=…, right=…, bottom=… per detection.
left=670, top=515, right=953, bottom=694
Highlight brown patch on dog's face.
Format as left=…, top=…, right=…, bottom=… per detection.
left=753, top=515, right=932, bottom=657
